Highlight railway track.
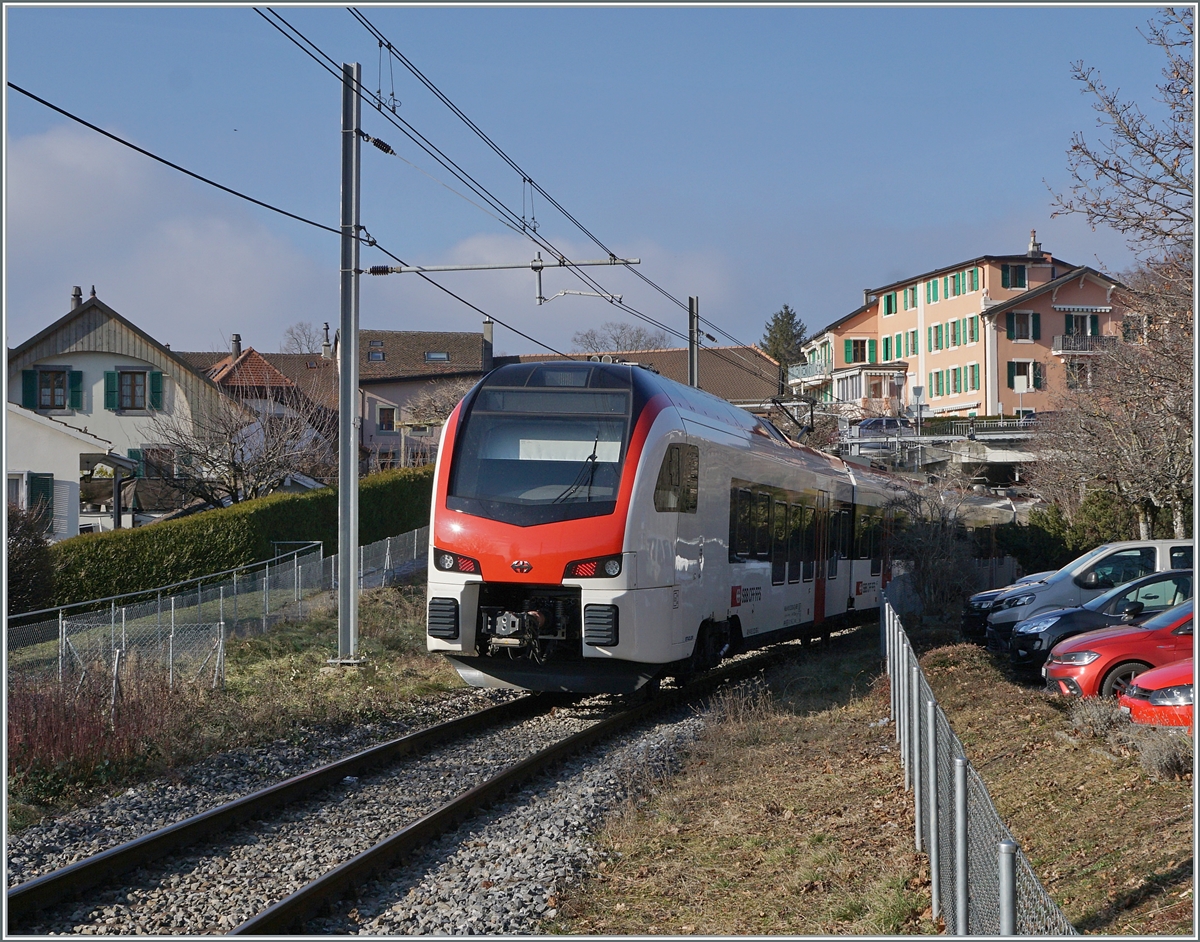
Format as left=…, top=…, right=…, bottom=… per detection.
left=7, top=637, right=847, bottom=935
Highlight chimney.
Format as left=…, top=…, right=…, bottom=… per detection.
left=482, top=317, right=494, bottom=371
left=71, top=286, right=83, bottom=310
left=231, top=333, right=242, bottom=359
left=89, top=285, right=97, bottom=299
left=863, top=289, right=870, bottom=307
left=321, top=322, right=332, bottom=359
left=1027, top=229, right=1042, bottom=257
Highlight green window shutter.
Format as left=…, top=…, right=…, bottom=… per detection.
left=933, top=279, right=939, bottom=302
left=127, top=448, right=145, bottom=479
left=844, top=339, right=853, bottom=364
left=1033, top=362, right=1043, bottom=389
left=1090, top=314, right=1100, bottom=337
left=925, top=281, right=931, bottom=304
left=1007, top=362, right=1016, bottom=389
left=1014, top=266, right=1026, bottom=288
left=1005, top=311, right=1015, bottom=340
left=972, top=268, right=979, bottom=291
left=68, top=370, right=84, bottom=409
left=951, top=321, right=959, bottom=346
left=935, top=324, right=943, bottom=349
left=22, top=370, right=37, bottom=409
left=1031, top=312, right=1041, bottom=340
left=1064, top=314, right=1073, bottom=336
left=868, top=339, right=877, bottom=363
left=895, top=334, right=902, bottom=359
left=149, top=371, right=163, bottom=410
left=882, top=337, right=890, bottom=361
left=928, top=372, right=934, bottom=396
left=1001, top=264, right=1011, bottom=289
left=27, top=473, right=54, bottom=532
left=104, top=371, right=119, bottom=410
left=955, top=367, right=962, bottom=392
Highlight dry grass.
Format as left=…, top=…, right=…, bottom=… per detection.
left=7, top=584, right=462, bottom=828
left=920, top=644, right=1193, bottom=935
left=555, top=623, right=941, bottom=935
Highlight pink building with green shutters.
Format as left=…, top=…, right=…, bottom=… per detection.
left=793, top=232, right=1123, bottom=419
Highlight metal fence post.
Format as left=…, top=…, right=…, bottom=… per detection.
left=294, top=553, right=302, bottom=619
left=998, top=840, right=1017, bottom=935
left=359, top=543, right=365, bottom=590
left=58, top=609, right=65, bottom=684
left=897, top=626, right=905, bottom=748
left=955, top=757, right=969, bottom=936
left=157, top=591, right=162, bottom=651
left=911, top=663, right=922, bottom=852
left=121, top=606, right=127, bottom=652
left=927, top=698, right=940, bottom=921
left=385, top=536, right=392, bottom=587
left=233, top=570, right=238, bottom=632
left=169, top=596, right=176, bottom=690
left=216, top=587, right=226, bottom=689
left=111, top=601, right=116, bottom=659
left=263, top=561, right=269, bottom=632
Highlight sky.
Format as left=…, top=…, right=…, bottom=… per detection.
left=3, top=3, right=1170, bottom=359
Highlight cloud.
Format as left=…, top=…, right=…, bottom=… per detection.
left=5, top=124, right=335, bottom=352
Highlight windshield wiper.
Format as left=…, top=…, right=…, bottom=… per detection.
left=551, top=434, right=601, bottom=504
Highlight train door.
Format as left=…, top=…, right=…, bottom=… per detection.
left=671, top=443, right=703, bottom=648
left=814, top=490, right=830, bottom=624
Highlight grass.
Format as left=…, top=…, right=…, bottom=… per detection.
left=554, top=622, right=941, bottom=936
left=554, top=630, right=1193, bottom=936
left=6, top=584, right=463, bottom=831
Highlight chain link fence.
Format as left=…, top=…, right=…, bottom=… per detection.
left=883, top=588, right=1077, bottom=936
left=7, top=525, right=430, bottom=688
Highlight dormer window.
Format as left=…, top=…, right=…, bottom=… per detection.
left=425, top=351, right=450, bottom=362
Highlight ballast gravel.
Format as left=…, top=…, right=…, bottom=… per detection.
left=8, top=690, right=705, bottom=936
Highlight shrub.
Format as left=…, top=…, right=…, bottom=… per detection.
left=1068, top=696, right=1126, bottom=738
left=7, top=504, right=54, bottom=613
left=46, top=466, right=433, bottom=609
left=1133, top=727, right=1193, bottom=780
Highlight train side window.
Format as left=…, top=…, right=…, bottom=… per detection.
left=787, top=503, right=802, bottom=584
left=772, top=499, right=787, bottom=585
left=802, top=503, right=815, bottom=581
left=829, top=507, right=849, bottom=579
left=654, top=444, right=699, bottom=513
left=729, top=487, right=752, bottom=561
left=754, top=491, right=771, bottom=559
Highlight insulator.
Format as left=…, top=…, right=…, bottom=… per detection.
left=371, top=137, right=396, bottom=155
left=368, top=265, right=393, bottom=276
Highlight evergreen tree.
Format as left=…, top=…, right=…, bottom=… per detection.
left=759, top=304, right=808, bottom=372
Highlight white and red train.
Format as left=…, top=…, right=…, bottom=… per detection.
left=426, top=360, right=895, bottom=693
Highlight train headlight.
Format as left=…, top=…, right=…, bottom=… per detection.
left=564, top=555, right=622, bottom=578
left=433, top=548, right=480, bottom=574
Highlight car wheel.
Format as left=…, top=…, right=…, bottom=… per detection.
left=1099, top=661, right=1151, bottom=698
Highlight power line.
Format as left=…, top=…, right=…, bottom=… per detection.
left=258, top=9, right=777, bottom=387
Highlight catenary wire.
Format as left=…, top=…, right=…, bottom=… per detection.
left=260, top=9, right=778, bottom=385
left=8, top=78, right=570, bottom=360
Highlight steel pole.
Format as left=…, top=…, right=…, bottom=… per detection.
left=911, top=664, right=921, bottom=851
left=337, top=61, right=362, bottom=662
left=998, top=840, right=1017, bottom=935
left=927, top=699, right=940, bottom=920
left=955, top=757, right=969, bottom=935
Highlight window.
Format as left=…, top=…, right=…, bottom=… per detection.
left=926, top=278, right=940, bottom=303
left=952, top=367, right=962, bottom=393
left=787, top=503, right=803, bottom=584
left=882, top=292, right=897, bottom=316
left=968, top=363, right=980, bottom=391
left=1007, top=360, right=1042, bottom=390
left=368, top=351, right=385, bottom=362
left=653, top=444, right=699, bottom=513
left=1064, top=313, right=1098, bottom=337
left=38, top=370, right=67, bottom=409
left=1006, top=311, right=1040, bottom=341
left=1171, top=546, right=1193, bottom=569
left=1001, top=264, right=1027, bottom=289
left=882, top=336, right=892, bottom=361
left=1082, top=548, right=1157, bottom=589
left=903, top=286, right=917, bottom=310
left=1065, top=358, right=1091, bottom=388
left=908, top=329, right=917, bottom=357
left=950, top=321, right=959, bottom=347
left=8, top=475, right=21, bottom=507
left=425, top=351, right=450, bottom=362
left=845, top=339, right=868, bottom=363
left=968, top=315, right=979, bottom=343
left=379, top=406, right=396, bottom=432
left=120, top=371, right=146, bottom=410
left=772, top=499, right=788, bottom=585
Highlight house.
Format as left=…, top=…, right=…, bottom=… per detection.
left=792, top=233, right=1124, bottom=419
left=7, top=287, right=232, bottom=534
left=510, top=345, right=783, bottom=410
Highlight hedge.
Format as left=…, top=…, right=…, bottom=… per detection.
left=48, top=466, right=434, bottom=608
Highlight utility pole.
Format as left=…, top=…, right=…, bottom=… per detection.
left=688, top=296, right=699, bottom=387
left=335, top=62, right=362, bottom=665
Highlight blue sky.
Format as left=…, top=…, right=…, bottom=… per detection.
left=4, top=4, right=1166, bottom=357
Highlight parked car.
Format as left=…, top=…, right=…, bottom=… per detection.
left=961, top=571, right=1056, bottom=644
left=1117, top=658, right=1193, bottom=732
left=1005, top=569, right=1193, bottom=673
left=854, top=417, right=914, bottom=451
left=1043, top=599, right=1194, bottom=698
left=987, top=540, right=1193, bottom=642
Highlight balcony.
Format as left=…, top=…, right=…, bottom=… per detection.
left=788, top=361, right=833, bottom=384
left=1050, top=335, right=1118, bottom=355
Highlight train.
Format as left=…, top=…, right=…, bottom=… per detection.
left=426, top=359, right=896, bottom=694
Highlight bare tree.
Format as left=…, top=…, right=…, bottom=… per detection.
left=144, top=391, right=335, bottom=509
left=571, top=321, right=669, bottom=353
left=406, top=378, right=478, bottom=425
left=281, top=321, right=324, bottom=355
left=1038, top=8, right=1194, bottom=538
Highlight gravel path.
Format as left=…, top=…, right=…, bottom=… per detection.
left=10, top=691, right=704, bottom=936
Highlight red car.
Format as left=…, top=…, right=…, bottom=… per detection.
left=1043, top=599, right=1193, bottom=698
left=1118, top=658, right=1194, bottom=731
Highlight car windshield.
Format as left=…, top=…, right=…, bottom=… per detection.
left=1138, top=599, right=1193, bottom=630
left=447, top=363, right=638, bottom=526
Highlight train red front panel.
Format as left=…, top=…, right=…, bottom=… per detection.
left=432, top=393, right=671, bottom=583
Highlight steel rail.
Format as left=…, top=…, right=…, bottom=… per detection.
left=232, top=642, right=816, bottom=935
left=5, top=695, right=547, bottom=926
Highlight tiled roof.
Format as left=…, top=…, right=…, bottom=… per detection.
left=508, top=345, right=782, bottom=404
left=358, top=330, right=489, bottom=381
left=263, top=354, right=339, bottom=409
left=205, top=349, right=297, bottom=390
left=976, top=266, right=1120, bottom=318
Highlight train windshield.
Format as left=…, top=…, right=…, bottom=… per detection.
left=447, top=363, right=637, bottom=526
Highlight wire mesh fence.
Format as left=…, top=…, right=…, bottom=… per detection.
left=883, top=589, right=1077, bottom=936
left=7, top=525, right=431, bottom=687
